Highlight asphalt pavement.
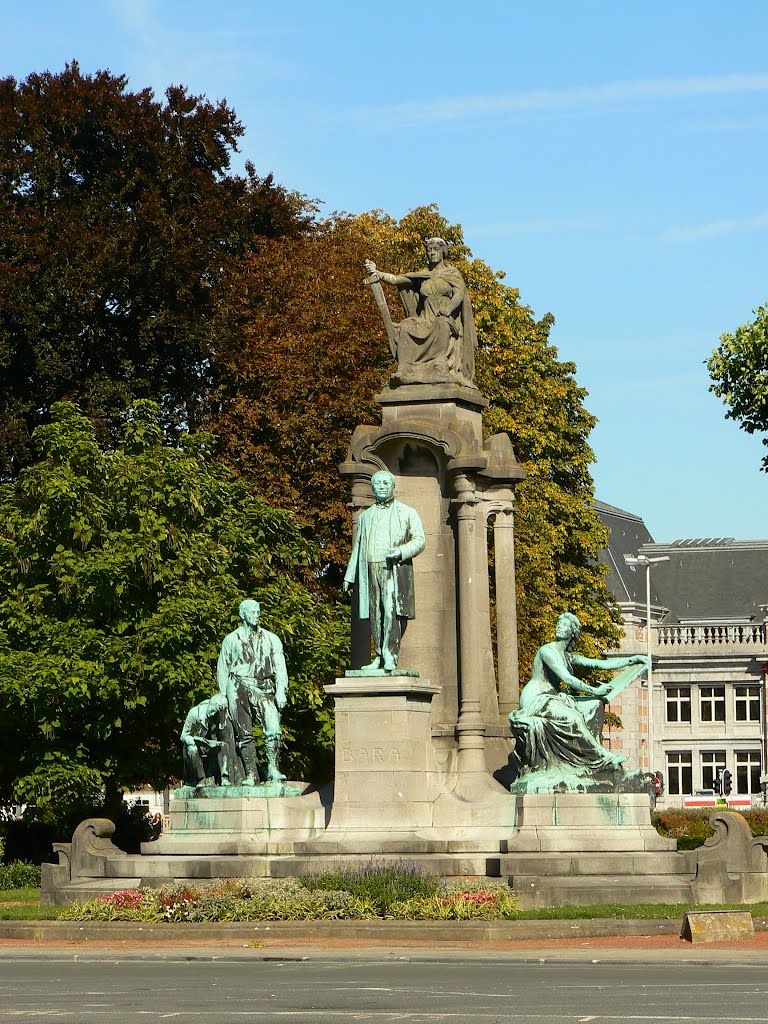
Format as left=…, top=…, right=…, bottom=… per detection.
left=3, top=954, right=768, bottom=1022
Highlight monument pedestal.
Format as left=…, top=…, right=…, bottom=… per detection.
left=501, top=793, right=677, bottom=854
left=145, top=787, right=328, bottom=856
left=292, top=674, right=519, bottom=862
left=297, top=675, right=442, bottom=853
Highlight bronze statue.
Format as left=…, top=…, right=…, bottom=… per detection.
left=343, top=470, right=425, bottom=672
left=509, top=612, right=649, bottom=793
left=180, top=694, right=239, bottom=788
left=217, top=599, right=289, bottom=784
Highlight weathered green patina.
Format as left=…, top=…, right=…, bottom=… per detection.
left=177, top=599, right=302, bottom=796
left=342, top=471, right=425, bottom=674
left=180, top=694, right=240, bottom=788
left=217, top=599, right=290, bottom=785
left=509, top=612, right=650, bottom=794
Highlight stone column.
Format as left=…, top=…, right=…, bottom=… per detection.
left=493, top=507, right=520, bottom=715
left=451, top=470, right=487, bottom=780
left=346, top=472, right=373, bottom=669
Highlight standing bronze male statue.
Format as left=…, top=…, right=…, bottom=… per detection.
left=343, top=470, right=425, bottom=673
left=364, top=237, right=478, bottom=388
left=217, top=599, right=289, bottom=784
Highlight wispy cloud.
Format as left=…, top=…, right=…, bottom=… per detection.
left=106, top=0, right=159, bottom=41
left=355, top=72, right=768, bottom=127
left=661, top=211, right=768, bottom=243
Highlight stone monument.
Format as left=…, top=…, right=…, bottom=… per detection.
left=41, top=231, right=768, bottom=908
left=347, top=244, right=527, bottom=785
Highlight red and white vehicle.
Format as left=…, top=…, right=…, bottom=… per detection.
left=683, top=789, right=752, bottom=809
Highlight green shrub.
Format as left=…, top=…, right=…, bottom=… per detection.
left=1, top=821, right=59, bottom=865
left=653, top=808, right=768, bottom=849
left=2, top=799, right=154, bottom=865
left=744, top=810, right=768, bottom=836
left=653, top=809, right=714, bottom=848
left=0, top=861, right=41, bottom=890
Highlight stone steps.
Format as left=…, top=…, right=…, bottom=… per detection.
left=503, top=846, right=699, bottom=908
left=500, top=851, right=696, bottom=877
left=511, top=873, right=695, bottom=908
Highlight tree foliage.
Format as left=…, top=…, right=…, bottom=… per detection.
left=0, top=62, right=313, bottom=477
left=708, top=301, right=768, bottom=470
left=209, top=206, right=619, bottom=672
left=0, top=401, right=347, bottom=810
left=209, top=214, right=388, bottom=575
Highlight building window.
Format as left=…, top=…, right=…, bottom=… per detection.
left=667, top=751, right=693, bottom=796
left=701, top=750, right=727, bottom=790
left=736, top=751, right=762, bottom=794
left=700, top=686, right=726, bottom=722
left=735, top=686, right=761, bottom=722
left=666, top=687, right=691, bottom=723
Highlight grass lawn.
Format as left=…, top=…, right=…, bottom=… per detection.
left=0, top=889, right=66, bottom=920
left=512, top=901, right=768, bottom=920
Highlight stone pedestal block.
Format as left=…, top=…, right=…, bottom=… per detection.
left=298, top=676, right=440, bottom=849
left=503, top=793, right=677, bottom=854
left=144, top=788, right=328, bottom=856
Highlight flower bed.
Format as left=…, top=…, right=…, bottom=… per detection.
left=63, top=867, right=518, bottom=923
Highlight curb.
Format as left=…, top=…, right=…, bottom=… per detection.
left=0, top=917, right=686, bottom=943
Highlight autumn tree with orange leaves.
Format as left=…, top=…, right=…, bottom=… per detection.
left=209, top=207, right=620, bottom=674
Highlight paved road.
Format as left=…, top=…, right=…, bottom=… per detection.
left=3, top=955, right=768, bottom=1022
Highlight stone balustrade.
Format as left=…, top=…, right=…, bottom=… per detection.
left=654, top=622, right=767, bottom=647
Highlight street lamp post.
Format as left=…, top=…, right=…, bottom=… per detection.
left=624, top=553, right=669, bottom=774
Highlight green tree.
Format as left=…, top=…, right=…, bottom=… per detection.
left=708, top=301, right=768, bottom=470
left=467, top=256, right=619, bottom=666
left=209, top=206, right=619, bottom=672
left=0, top=401, right=346, bottom=813
left=0, top=62, right=312, bottom=478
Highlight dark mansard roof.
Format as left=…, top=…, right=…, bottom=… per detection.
left=594, top=500, right=768, bottom=623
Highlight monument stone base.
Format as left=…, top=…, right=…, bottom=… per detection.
left=299, top=675, right=440, bottom=846
left=503, top=793, right=677, bottom=853
left=145, top=786, right=328, bottom=856
left=40, top=677, right=768, bottom=909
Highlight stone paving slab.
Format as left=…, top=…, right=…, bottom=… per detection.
left=3, top=914, right=768, bottom=967
left=0, top=917, right=687, bottom=943
left=4, top=933, right=768, bottom=963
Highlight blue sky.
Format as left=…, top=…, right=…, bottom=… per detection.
left=4, top=1, right=768, bottom=542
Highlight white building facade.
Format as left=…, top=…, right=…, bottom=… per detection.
left=596, top=503, right=768, bottom=808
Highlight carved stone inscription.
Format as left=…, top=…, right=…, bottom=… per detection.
left=341, top=745, right=402, bottom=767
